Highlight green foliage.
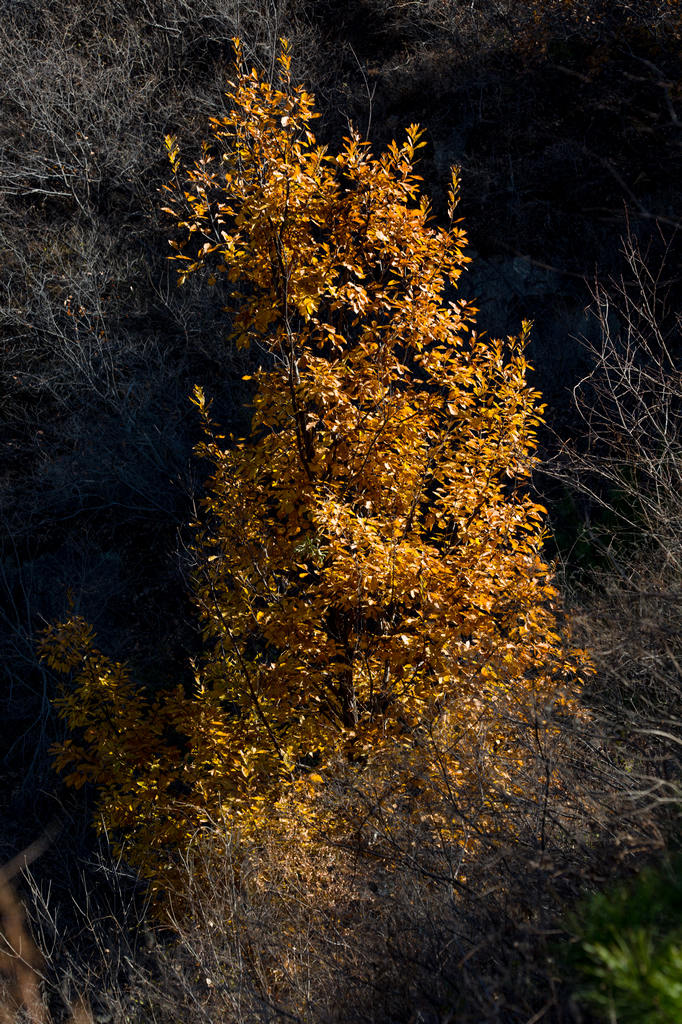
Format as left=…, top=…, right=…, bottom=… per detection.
left=565, top=857, right=682, bottom=1023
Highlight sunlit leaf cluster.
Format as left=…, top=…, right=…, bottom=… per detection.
left=41, top=41, right=586, bottom=889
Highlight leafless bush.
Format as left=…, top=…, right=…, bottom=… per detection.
left=121, top=704, right=663, bottom=1024
left=1, top=867, right=46, bottom=1023
left=55, top=682, right=647, bottom=1024
left=566, top=230, right=681, bottom=559
left=0, top=829, right=96, bottom=1024
left=548, top=227, right=682, bottom=835
left=6, top=699, right=666, bottom=1024
left=2, top=834, right=160, bottom=1024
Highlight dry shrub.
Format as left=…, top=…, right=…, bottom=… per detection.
left=0, top=831, right=95, bottom=1024
left=119, top=697, right=662, bottom=1024
left=0, top=874, right=45, bottom=1024
left=550, top=227, right=682, bottom=824
left=6, top=682, right=669, bottom=1024
left=6, top=713, right=583, bottom=1024
left=2, top=839, right=155, bottom=1024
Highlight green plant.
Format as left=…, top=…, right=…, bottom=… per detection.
left=565, top=857, right=682, bottom=1023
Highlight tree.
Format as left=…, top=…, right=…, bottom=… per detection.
left=40, top=40, right=584, bottom=889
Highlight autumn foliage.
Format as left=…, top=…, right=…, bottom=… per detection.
left=40, top=41, right=585, bottom=889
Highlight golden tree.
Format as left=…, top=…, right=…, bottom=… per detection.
left=41, top=40, right=584, bottom=887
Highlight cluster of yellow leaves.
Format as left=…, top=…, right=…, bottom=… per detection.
left=38, top=616, right=279, bottom=890
left=41, top=40, right=588, bottom=891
